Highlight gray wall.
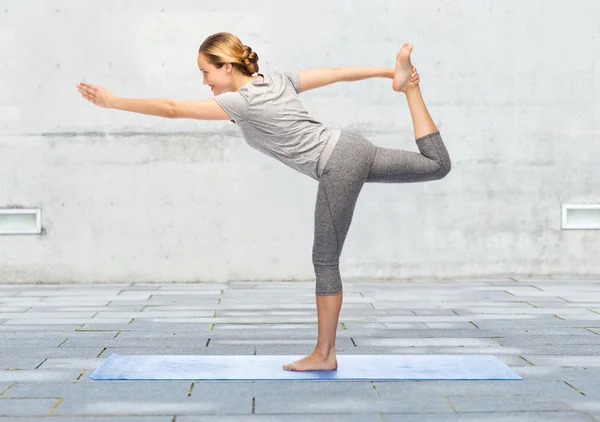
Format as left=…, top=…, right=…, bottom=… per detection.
left=1, top=0, right=599, bottom=283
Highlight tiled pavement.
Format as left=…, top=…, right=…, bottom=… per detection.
left=0, top=278, right=600, bottom=421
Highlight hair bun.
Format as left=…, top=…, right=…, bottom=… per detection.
left=241, top=45, right=259, bottom=75
left=241, top=45, right=257, bottom=63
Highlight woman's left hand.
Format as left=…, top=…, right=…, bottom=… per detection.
left=77, top=82, right=116, bottom=108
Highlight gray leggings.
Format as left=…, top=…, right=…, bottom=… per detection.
left=313, top=131, right=451, bottom=295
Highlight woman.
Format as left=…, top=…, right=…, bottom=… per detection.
left=77, top=32, right=451, bottom=372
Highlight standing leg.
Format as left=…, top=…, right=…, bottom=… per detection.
left=283, top=133, right=375, bottom=371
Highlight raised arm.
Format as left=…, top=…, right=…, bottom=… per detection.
left=298, top=67, right=395, bottom=92
left=76, top=82, right=231, bottom=120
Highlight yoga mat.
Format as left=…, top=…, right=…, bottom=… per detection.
left=90, top=353, right=522, bottom=381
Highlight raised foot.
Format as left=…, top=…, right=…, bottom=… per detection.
left=393, top=42, right=420, bottom=93
left=283, top=351, right=338, bottom=372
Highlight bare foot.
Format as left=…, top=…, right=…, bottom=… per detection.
left=393, top=43, right=420, bottom=93
left=283, top=350, right=338, bottom=372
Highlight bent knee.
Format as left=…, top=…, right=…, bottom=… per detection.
left=437, top=160, right=451, bottom=179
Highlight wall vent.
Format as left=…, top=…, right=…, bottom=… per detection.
left=0, top=209, right=42, bottom=235
left=562, top=204, right=600, bottom=230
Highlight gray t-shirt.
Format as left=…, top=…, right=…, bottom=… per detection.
left=213, top=71, right=341, bottom=180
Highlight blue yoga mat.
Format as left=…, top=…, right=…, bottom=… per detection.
left=90, top=353, right=522, bottom=381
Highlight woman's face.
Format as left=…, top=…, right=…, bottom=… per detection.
left=197, top=53, right=231, bottom=96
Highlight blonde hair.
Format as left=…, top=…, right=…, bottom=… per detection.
left=199, top=32, right=259, bottom=76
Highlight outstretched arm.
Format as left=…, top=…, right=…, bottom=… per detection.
left=76, top=82, right=231, bottom=120
left=298, top=67, right=394, bottom=92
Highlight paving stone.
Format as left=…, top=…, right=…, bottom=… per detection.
left=424, top=322, right=480, bottom=329
left=508, top=365, right=600, bottom=381
left=80, top=323, right=212, bottom=331
left=526, top=301, right=600, bottom=308
left=52, top=396, right=251, bottom=416
left=114, top=329, right=213, bottom=339
left=25, top=357, right=106, bottom=371
left=140, top=305, right=220, bottom=311
left=495, top=335, right=600, bottom=347
left=0, top=311, right=97, bottom=319
left=104, top=300, right=156, bottom=307
left=0, top=324, right=84, bottom=332
left=520, top=355, right=600, bottom=367
left=349, top=329, right=496, bottom=338
left=0, top=368, right=85, bottom=382
left=0, top=307, right=31, bottom=313
left=0, top=299, right=48, bottom=306
left=502, top=343, right=600, bottom=355
left=382, top=322, right=429, bottom=329
left=211, top=323, right=319, bottom=331
left=376, top=309, right=418, bottom=316
left=155, top=283, right=228, bottom=290
left=60, top=338, right=213, bottom=348
left=2, top=331, right=119, bottom=339
left=25, top=306, right=145, bottom=313
left=376, top=315, right=539, bottom=324
left=0, top=358, right=47, bottom=370
left=0, top=347, right=104, bottom=359
left=96, top=311, right=216, bottom=318
left=0, top=398, right=60, bottom=416
left=472, top=319, right=599, bottom=330
left=486, top=327, right=594, bottom=336
left=15, top=290, right=119, bottom=298
left=4, top=381, right=192, bottom=399
left=37, top=298, right=115, bottom=306
left=373, top=379, right=580, bottom=398
left=446, top=395, right=572, bottom=412
left=0, top=418, right=172, bottom=422
left=254, top=393, right=453, bottom=414
left=130, top=316, right=324, bottom=324
left=354, top=337, right=499, bottom=347
left=0, top=337, right=67, bottom=348
left=210, top=328, right=322, bottom=341
left=507, top=345, right=600, bottom=356
left=2, top=319, right=95, bottom=325
left=178, top=416, right=383, bottom=422
left=386, top=301, right=539, bottom=308
left=383, top=411, right=595, bottom=421
left=190, top=380, right=376, bottom=396
left=87, top=345, right=256, bottom=361
left=539, top=396, right=600, bottom=414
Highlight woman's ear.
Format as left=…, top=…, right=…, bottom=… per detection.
left=224, top=63, right=232, bottom=74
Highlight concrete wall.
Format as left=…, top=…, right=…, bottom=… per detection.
left=1, top=0, right=599, bottom=283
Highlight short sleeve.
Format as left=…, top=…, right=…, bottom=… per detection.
left=213, top=92, right=248, bottom=123
left=283, top=70, right=301, bottom=94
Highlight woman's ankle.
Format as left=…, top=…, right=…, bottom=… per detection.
left=314, top=343, right=336, bottom=358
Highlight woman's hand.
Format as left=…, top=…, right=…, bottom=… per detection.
left=77, top=82, right=116, bottom=108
